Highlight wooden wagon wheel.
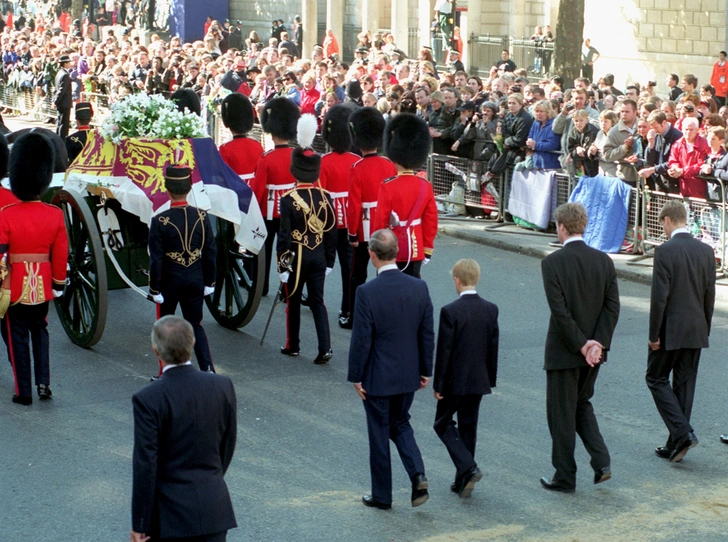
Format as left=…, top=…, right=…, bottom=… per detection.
left=51, top=188, right=108, bottom=347
left=205, top=217, right=265, bottom=329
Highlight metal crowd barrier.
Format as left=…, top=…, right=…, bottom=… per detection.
left=429, top=153, right=503, bottom=218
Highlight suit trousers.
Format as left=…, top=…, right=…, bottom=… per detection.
left=284, top=255, right=330, bottom=355
left=160, top=283, right=213, bottom=371
left=433, top=394, right=482, bottom=476
left=151, top=530, right=227, bottom=542
left=348, top=242, right=370, bottom=324
left=2, top=302, right=50, bottom=397
left=363, top=392, right=425, bottom=504
left=56, top=106, right=70, bottom=139
left=397, top=260, right=422, bottom=279
left=645, top=347, right=701, bottom=446
left=546, top=365, right=610, bottom=488
left=262, top=218, right=280, bottom=296
left=335, top=228, right=352, bottom=316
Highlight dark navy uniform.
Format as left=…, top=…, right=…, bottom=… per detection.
left=53, top=56, right=73, bottom=139
left=149, top=174, right=216, bottom=372
left=65, top=102, right=94, bottom=163
left=278, top=184, right=337, bottom=360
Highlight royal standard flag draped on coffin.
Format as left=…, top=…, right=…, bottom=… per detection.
left=64, top=130, right=267, bottom=254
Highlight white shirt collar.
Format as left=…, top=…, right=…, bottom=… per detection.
left=377, top=263, right=399, bottom=275
left=563, top=235, right=584, bottom=246
left=671, top=227, right=689, bottom=237
left=459, top=289, right=477, bottom=297
left=162, top=360, right=192, bottom=373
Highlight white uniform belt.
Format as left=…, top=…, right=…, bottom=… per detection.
left=330, top=191, right=348, bottom=198
left=362, top=201, right=377, bottom=209
left=401, top=218, right=422, bottom=227
left=266, top=183, right=295, bottom=190
left=239, top=173, right=255, bottom=180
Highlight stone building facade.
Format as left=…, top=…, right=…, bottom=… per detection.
left=229, top=0, right=727, bottom=92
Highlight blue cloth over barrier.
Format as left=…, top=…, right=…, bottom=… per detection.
left=569, top=175, right=631, bottom=253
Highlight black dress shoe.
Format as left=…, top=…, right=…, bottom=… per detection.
left=411, top=473, right=429, bottom=507
left=12, top=395, right=32, bottom=405
left=655, top=446, right=673, bottom=459
left=457, top=466, right=483, bottom=498
left=540, top=477, right=575, bottom=493
left=338, top=316, right=352, bottom=329
left=450, top=481, right=458, bottom=493
left=37, top=384, right=52, bottom=400
left=670, top=432, right=698, bottom=462
left=362, top=494, right=391, bottom=510
left=594, top=466, right=611, bottom=485
left=313, top=349, right=333, bottom=364
left=720, top=434, right=728, bottom=444
left=280, top=347, right=300, bottom=357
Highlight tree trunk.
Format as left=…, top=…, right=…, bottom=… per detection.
left=71, top=0, right=83, bottom=27
left=553, top=0, right=584, bottom=84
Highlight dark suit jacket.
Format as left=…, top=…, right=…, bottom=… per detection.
left=347, top=269, right=434, bottom=396
left=434, top=293, right=499, bottom=396
left=649, top=232, right=715, bottom=350
left=54, top=68, right=72, bottom=108
left=541, top=240, right=620, bottom=371
left=132, top=365, right=237, bottom=539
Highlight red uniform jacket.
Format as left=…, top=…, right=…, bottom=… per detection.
left=374, top=173, right=437, bottom=262
left=251, top=145, right=296, bottom=220
left=347, top=154, right=397, bottom=242
left=669, top=135, right=710, bottom=198
left=319, top=151, right=360, bottom=229
left=219, top=136, right=265, bottom=184
left=0, top=187, right=19, bottom=209
left=0, top=202, right=68, bottom=304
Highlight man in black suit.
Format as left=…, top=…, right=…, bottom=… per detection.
left=540, top=203, right=620, bottom=493
left=647, top=201, right=715, bottom=463
left=433, top=259, right=499, bottom=498
left=131, top=316, right=237, bottom=542
left=348, top=228, right=434, bottom=510
left=53, top=54, right=72, bottom=139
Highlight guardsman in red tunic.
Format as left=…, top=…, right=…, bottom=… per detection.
left=218, top=93, right=264, bottom=184
left=319, top=105, right=360, bottom=325
left=343, top=107, right=397, bottom=329
left=65, top=101, right=93, bottom=164
left=278, top=116, right=337, bottom=363
left=0, top=132, right=68, bottom=405
left=0, top=134, right=19, bottom=209
left=374, top=114, right=438, bottom=279
left=252, top=97, right=301, bottom=295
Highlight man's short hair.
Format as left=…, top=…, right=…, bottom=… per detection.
left=554, top=203, right=588, bottom=235
left=451, top=259, right=480, bottom=287
left=682, top=74, right=698, bottom=87
left=669, top=73, right=679, bottom=84
left=444, top=87, right=460, bottom=99
left=658, top=201, right=687, bottom=224
left=531, top=87, right=545, bottom=98
left=369, top=229, right=398, bottom=261
left=647, top=110, right=667, bottom=124
left=621, top=98, right=638, bottom=111
left=152, top=316, right=195, bottom=364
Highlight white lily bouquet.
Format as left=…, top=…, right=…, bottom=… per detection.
left=99, top=93, right=206, bottom=143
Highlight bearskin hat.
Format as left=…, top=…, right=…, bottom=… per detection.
left=9, top=131, right=55, bottom=201
left=348, top=107, right=386, bottom=151
left=321, top=105, right=352, bottom=153
left=7, top=128, right=68, bottom=172
left=221, top=93, right=254, bottom=135
left=260, top=97, right=300, bottom=140
left=0, top=133, right=8, bottom=179
left=171, top=88, right=201, bottom=116
left=384, top=113, right=431, bottom=169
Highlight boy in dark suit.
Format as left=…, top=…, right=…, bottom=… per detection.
left=647, top=201, right=715, bottom=462
left=433, top=259, right=499, bottom=498
left=131, top=316, right=237, bottom=542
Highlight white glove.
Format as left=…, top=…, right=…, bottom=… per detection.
left=152, top=293, right=165, bottom=304
left=279, top=271, right=290, bottom=283
left=53, top=289, right=63, bottom=298
left=203, top=285, right=215, bottom=297
left=325, top=267, right=333, bottom=277
left=423, top=258, right=431, bottom=265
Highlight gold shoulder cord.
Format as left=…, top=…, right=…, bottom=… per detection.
left=159, top=207, right=206, bottom=267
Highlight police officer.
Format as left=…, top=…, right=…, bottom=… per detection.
left=0, top=132, right=68, bottom=405
left=65, top=102, right=93, bottom=163
left=374, top=114, right=438, bottom=279
left=54, top=54, right=73, bottom=139
left=278, top=116, right=337, bottom=364
left=218, top=92, right=264, bottom=183
left=148, top=166, right=217, bottom=372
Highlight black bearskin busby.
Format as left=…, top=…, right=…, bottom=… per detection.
left=221, top=93, right=254, bottom=135
left=384, top=113, right=431, bottom=170
left=0, top=133, right=9, bottom=179
left=9, top=132, right=55, bottom=201
left=321, top=105, right=352, bottom=153
left=348, top=107, right=386, bottom=151
left=260, top=97, right=300, bottom=140
left=8, top=128, right=69, bottom=172
left=171, top=88, right=201, bottom=116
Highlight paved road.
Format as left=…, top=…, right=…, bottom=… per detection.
left=1, top=115, right=727, bottom=541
